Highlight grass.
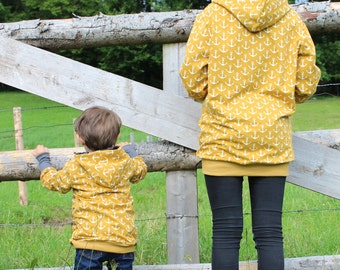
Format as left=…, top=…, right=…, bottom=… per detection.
left=0, top=90, right=340, bottom=268
left=292, top=95, right=340, bottom=131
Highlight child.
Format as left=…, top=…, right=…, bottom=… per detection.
left=33, top=106, right=147, bottom=270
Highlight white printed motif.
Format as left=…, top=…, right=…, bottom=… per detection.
left=40, top=148, right=147, bottom=252
left=180, top=0, right=320, bottom=165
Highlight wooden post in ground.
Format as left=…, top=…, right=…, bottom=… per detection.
left=73, top=118, right=81, bottom=147
left=163, top=43, right=200, bottom=264
left=289, top=131, right=340, bottom=199
left=13, top=107, right=28, bottom=206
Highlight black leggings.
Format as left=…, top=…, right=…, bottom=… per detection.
left=205, top=175, right=286, bottom=270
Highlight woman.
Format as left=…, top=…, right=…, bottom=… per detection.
left=179, top=0, right=320, bottom=269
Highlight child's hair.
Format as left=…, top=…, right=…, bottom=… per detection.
left=74, top=106, right=122, bottom=151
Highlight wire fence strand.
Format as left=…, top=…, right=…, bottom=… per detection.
left=1, top=207, right=340, bottom=228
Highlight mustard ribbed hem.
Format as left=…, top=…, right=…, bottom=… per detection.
left=202, top=159, right=290, bottom=176
left=71, top=240, right=135, bottom=254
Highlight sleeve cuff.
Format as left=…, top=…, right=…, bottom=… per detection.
left=123, top=144, right=138, bottom=158
left=35, top=152, right=52, bottom=171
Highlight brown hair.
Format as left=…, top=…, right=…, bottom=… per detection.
left=74, top=106, right=122, bottom=151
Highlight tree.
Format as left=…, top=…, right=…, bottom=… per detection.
left=0, top=0, right=339, bottom=89
left=0, top=0, right=167, bottom=88
left=314, top=32, right=340, bottom=83
left=149, top=0, right=210, bottom=11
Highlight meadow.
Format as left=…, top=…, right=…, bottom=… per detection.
left=0, top=90, right=339, bottom=269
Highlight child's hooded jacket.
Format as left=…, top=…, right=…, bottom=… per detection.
left=180, top=0, right=321, bottom=175
left=39, top=147, right=147, bottom=253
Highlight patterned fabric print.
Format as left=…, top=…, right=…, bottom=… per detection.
left=180, top=0, right=321, bottom=165
left=214, top=0, right=291, bottom=32
left=40, top=148, right=147, bottom=253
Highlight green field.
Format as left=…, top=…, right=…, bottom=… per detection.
left=0, top=90, right=340, bottom=268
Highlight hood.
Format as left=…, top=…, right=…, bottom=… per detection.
left=74, top=149, right=128, bottom=187
left=213, top=0, right=291, bottom=32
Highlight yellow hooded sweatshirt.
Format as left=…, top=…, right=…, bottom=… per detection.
left=180, top=0, right=321, bottom=176
left=40, top=148, right=147, bottom=253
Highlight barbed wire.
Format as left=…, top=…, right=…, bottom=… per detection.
left=0, top=105, right=73, bottom=141
left=0, top=105, right=67, bottom=113
left=317, top=82, right=340, bottom=87
left=0, top=84, right=339, bottom=114
left=0, top=123, right=73, bottom=134
left=1, top=207, right=339, bottom=228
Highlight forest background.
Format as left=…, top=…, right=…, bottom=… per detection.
left=0, top=0, right=340, bottom=92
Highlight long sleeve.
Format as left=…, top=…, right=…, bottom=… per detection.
left=35, top=152, right=52, bottom=171
left=179, top=11, right=210, bottom=101
left=295, top=23, right=321, bottom=103
left=35, top=152, right=72, bottom=194
left=122, top=144, right=147, bottom=183
left=126, top=156, right=147, bottom=184
left=40, top=163, right=73, bottom=194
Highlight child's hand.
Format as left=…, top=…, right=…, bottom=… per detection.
left=117, top=142, right=131, bottom=147
left=32, top=145, right=49, bottom=157
left=117, top=142, right=138, bottom=158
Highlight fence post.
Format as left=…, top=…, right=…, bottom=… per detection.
left=73, top=118, right=81, bottom=147
left=163, top=43, right=200, bottom=264
left=13, top=107, right=28, bottom=206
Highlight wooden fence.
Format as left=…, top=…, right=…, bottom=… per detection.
left=0, top=5, right=340, bottom=269
left=1, top=41, right=340, bottom=270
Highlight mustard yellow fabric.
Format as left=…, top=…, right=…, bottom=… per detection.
left=202, top=159, right=290, bottom=176
left=179, top=0, right=321, bottom=174
left=40, top=148, right=147, bottom=253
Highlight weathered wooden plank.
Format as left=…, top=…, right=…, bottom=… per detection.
left=0, top=10, right=200, bottom=49
left=163, top=43, right=188, bottom=97
left=0, top=2, right=339, bottom=51
left=13, top=107, right=29, bottom=206
left=288, top=135, right=340, bottom=199
left=0, top=142, right=199, bottom=181
left=163, top=43, right=200, bottom=264
left=0, top=37, right=200, bottom=150
left=295, top=129, right=340, bottom=147
left=166, top=170, right=199, bottom=264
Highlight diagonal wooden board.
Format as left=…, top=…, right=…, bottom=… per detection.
left=0, top=37, right=339, bottom=199
left=0, top=37, right=201, bottom=150
left=289, top=135, right=340, bottom=199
